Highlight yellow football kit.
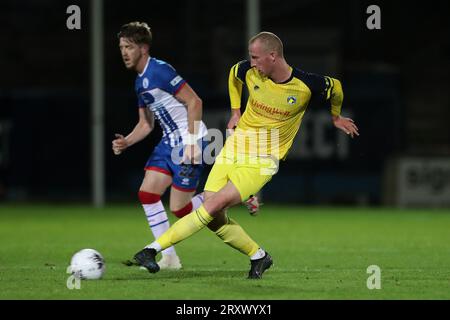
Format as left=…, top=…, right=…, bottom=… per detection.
left=155, top=61, right=345, bottom=257
left=204, top=60, right=344, bottom=201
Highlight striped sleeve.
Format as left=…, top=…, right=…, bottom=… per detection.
left=327, top=77, right=343, bottom=117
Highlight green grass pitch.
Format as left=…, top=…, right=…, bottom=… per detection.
left=1, top=204, right=450, bottom=299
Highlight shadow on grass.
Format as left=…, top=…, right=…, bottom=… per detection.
left=107, top=269, right=250, bottom=281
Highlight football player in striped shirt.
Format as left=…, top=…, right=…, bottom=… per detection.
left=114, top=22, right=260, bottom=271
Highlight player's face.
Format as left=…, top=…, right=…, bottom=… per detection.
left=119, top=37, right=143, bottom=70
left=249, top=40, right=274, bottom=77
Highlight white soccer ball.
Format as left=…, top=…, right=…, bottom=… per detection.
left=70, top=248, right=105, bottom=280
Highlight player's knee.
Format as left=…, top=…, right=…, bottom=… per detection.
left=138, top=190, right=161, bottom=204
left=203, top=196, right=230, bottom=215
left=171, top=201, right=193, bottom=218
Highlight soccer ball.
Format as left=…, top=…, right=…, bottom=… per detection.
left=69, top=248, right=105, bottom=280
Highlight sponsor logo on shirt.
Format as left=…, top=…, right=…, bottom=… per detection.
left=170, top=76, right=183, bottom=86
left=250, top=98, right=291, bottom=118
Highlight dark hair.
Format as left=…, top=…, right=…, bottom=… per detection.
left=117, top=21, right=152, bottom=47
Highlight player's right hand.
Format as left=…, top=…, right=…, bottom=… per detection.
left=226, top=110, right=241, bottom=137
left=112, top=133, right=128, bottom=155
left=227, top=114, right=240, bottom=130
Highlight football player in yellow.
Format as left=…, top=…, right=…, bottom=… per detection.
left=133, top=32, right=359, bottom=279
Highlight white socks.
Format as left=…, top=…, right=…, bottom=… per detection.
left=142, top=200, right=176, bottom=256
left=145, top=242, right=162, bottom=253
left=191, top=193, right=205, bottom=211
left=250, top=248, right=266, bottom=260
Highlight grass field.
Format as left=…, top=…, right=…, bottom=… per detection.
left=1, top=204, right=450, bottom=300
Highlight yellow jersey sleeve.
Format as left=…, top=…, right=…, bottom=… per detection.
left=228, top=60, right=252, bottom=109
left=328, top=77, right=343, bottom=117
left=294, top=69, right=344, bottom=116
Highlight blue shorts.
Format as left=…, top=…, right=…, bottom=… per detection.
left=145, top=139, right=207, bottom=192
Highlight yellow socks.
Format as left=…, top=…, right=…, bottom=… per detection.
left=154, top=206, right=260, bottom=258
left=215, top=218, right=259, bottom=257
left=156, top=205, right=213, bottom=250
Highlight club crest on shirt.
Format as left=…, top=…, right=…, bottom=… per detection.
left=143, top=78, right=149, bottom=89
left=287, top=96, right=297, bottom=105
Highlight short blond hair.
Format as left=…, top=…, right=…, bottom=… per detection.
left=249, top=32, right=284, bottom=57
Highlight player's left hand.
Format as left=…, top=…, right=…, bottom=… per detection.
left=112, top=133, right=129, bottom=155
left=182, top=143, right=202, bottom=164
left=332, top=115, right=359, bottom=138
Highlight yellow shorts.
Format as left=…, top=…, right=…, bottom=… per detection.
left=204, top=148, right=279, bottom=201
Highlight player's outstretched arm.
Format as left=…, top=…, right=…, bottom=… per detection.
left=112, top=108, right=154, bottom=155
left=324, top=77, right=359, bottom=138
